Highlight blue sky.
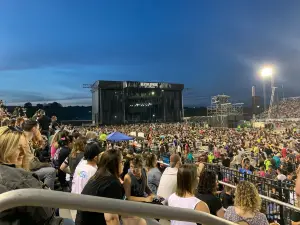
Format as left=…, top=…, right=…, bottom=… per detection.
left=1, top=0, right=300, bottom=106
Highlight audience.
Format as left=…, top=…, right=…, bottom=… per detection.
left=258, top=97, right=300, bottom=119
left=1, top=103, right=300, bottom=225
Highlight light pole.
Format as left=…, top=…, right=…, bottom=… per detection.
left=260, top=66, right=273, bottom=111
left=263, top=80, right=266, bottom=112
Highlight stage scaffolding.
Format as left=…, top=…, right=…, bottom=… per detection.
left=207, top=95, right=244, bottom=127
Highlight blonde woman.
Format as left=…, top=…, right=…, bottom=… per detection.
left=0, top=126, right=72, bottom=225
left=224, top=181, right=268, bottom=225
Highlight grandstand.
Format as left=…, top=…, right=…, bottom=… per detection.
left=258, top=96, right=300, bottom=120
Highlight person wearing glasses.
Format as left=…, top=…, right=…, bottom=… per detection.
left=0, top=126, right=74, bottom=225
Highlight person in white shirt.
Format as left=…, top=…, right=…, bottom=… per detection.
left=70, top=142, right=101, bottom=220
left=276, top=168, right=287, bottom=181
left=157, top=154, right=181, bottom=203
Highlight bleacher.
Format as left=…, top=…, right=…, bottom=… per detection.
left=258, top=97, right=300, bottom=119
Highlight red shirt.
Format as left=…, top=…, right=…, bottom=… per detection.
left=281, top=148, right=287, bottom=158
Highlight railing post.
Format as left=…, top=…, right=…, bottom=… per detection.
left=278, top=180, right=284, bottom=225
left=244, top=172, right=247, bottom=181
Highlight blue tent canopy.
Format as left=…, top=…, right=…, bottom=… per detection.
left=106, top=131, right=134, bottom=142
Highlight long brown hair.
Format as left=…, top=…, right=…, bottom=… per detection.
left=70, top=137, right=86, bottom=158
left=94, top=149, right=122, bottom=179
left=176, top=164, right=198, bottom=197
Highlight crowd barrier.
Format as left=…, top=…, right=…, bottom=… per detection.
left=0, top=189, right=236, bottom=225
left=205, top=163, right=299, bottom=225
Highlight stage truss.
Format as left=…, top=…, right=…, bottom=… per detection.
left=207, top=95, right=244, bottom=127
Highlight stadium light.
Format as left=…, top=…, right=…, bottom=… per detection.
left=260, top=66, right=273, bottom=78
left=259, top=65, right=275, bottom=112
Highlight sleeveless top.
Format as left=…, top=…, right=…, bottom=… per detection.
left=129, top=168, right=147, bottom=197
left=168, top=193, right=201, bottom=225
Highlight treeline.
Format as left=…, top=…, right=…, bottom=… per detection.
left=184, top=107, right=207, bottom=117
left=9, top=102, right=92, bottom=121
left=8, top=102, right=209, bottom=121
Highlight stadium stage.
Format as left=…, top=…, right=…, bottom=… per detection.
left=91, top=81, right=184, bottom=125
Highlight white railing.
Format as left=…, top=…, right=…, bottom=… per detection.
left=0, top=189, right=236, bottom=225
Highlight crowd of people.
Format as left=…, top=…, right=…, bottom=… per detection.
left=1, top=103, right=300, bottom=225
left=258, top=97, right=300, bottom=119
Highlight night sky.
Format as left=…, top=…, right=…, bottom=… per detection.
left=1, top=0, right=300, bottom=106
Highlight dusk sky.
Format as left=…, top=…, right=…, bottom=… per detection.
left=1, top=0, right=300, bottom=106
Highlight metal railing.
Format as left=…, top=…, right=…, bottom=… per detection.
left=205, top=163, right=297, bottom=206
left=219, top=181, right=300, bottom=212
left=0, top=189, right=236, bottom=225
left=203, top=160, right=300, bottom=225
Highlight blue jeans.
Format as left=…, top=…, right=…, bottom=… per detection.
left=34, top=167, right=56, bottom=190
left=63, top=218, right=75, bottom=225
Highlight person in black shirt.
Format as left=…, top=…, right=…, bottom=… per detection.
left=221, top=186, right=234, bottom=209
left=75, top=149, right=124, bottom=225
left=264, top=147, right=273, bottom=157
left=220, top=153, right=230, bottom=168
left=50, top=115, right=60, bottom=131
left=196, top=170, right=225, bottom=218
left=285, top=157, right=294, bottom=173
left=55, top=134, right=73, bottom=189
left=37, top=110, right=51, bottom=135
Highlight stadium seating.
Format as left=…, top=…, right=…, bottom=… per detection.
left=258, top=97, right=300, bottom=119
